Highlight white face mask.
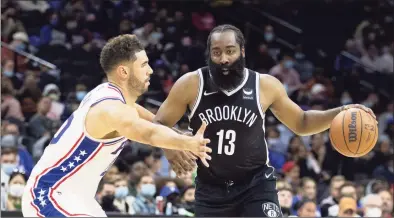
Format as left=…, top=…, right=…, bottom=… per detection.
left=364, top=207, right=382, bottom=217
left=9, top=184, right=25, bottom=197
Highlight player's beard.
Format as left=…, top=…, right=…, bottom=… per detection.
left=208, top=55, right=245, bottom=90
left=128, top=72, right=147, bottom=95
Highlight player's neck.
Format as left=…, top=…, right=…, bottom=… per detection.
left=107, top=81, right=138, bottom=104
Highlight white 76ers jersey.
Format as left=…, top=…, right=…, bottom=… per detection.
left=26, top=83, right=128, bottom=200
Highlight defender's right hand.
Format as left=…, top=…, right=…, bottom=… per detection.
left=187, top=122, right=212, bottom=167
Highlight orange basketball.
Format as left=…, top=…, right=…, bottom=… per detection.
left=329, top=108, right=378, bottom=157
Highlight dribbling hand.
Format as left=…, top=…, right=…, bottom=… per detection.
left=188, top=122, right=212, bottom=167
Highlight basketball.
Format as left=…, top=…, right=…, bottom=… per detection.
left=329, top=108, right=378, bottom=157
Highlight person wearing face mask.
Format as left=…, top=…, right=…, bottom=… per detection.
left=5, top=171, right=27, bottom=211
left=131, top=175, right=157, bottom=215
left=361, top=194, right=384, bottom=217
left=96, top=181, right=120, bottom=212
left=42, top=83, right=65, bottom=121
left=1, top=32, right=30, bottom=72
left=269, top=53, right=303, bottom=97
left=113, top=178, right=136, bottom=215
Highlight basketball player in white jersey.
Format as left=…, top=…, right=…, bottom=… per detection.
left=21, top=34, right=212, bottom=217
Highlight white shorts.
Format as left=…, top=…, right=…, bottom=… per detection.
left=22, top=185, right=106, bottom=217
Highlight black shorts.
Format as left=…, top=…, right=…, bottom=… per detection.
left=194, top=165, right=282, bottom=217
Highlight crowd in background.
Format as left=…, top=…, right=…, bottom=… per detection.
left=1, top=0, right=393, bottom=217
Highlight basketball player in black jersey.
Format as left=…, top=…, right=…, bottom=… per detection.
left=153, top=25, right=375, bottom=217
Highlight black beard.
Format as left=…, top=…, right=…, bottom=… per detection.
left=208, top=55, right=245, bottom=90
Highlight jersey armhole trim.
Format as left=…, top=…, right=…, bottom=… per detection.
left=90, top=97, right=125, bottom=108
left=188, top=69, right=204, bottom=120
left=255, top=72, right=265, bottom=119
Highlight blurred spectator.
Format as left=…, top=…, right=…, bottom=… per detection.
left=269, top=53, right=302, bottom=97
left=103, top=165, right=120, bottom=183
left=378, top=189, right=393, bottom=218
left=159, top=185, right=180, bottom=215
left=295, top=198, right=317, bottom=217
left=337, top=196, right=358, bottom=217
left=1, top=125, right=34, bottom=176
left=133, top=22, right=162, bottom=48
left=96, top=181, right=119, bottom=212
left=252, top=43, right=276, bottom=74
left=360, top=194, right=383, bottom=217
left=320, top=175, right=346, bottom=217
left=2, top=59, right=24, bottom=89
left=191, top=8, right=215, bottom=32
left=263, top=25, right=281, bottom=61
left=28, top=97, right=53, bottom=140
left=1, top=6, right=26, bottom=40
left=177, top=186, right=195, bottom=214
left=131, top=175, right=156, bottom=215
left=1, top=32, right=30, bottom=72
left=42, top=84, right=64, bottom=121
left=128, top=161, right=149, bottom=196
left=39, top=11, right=67, bottom=47
left=282, top=161, right=300, bottom=190
left=113, top=178, right=135, bottom=215
left=278, top=187, right=293, bottom=216
left=328, top=181, right=358, bottom=217
left=294, top=44, right=314, bottom=82
left=4, top=171, right=27, bottom=211
left=372, top=155, right=394, bottom=183
left=1, top=82, right=24, bottom=121
left=360, top=44, right=381, bottom=73
left=17, top=0, right=49, bottom=13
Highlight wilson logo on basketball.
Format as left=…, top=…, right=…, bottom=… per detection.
left=348, top=112, right=357, bottom=142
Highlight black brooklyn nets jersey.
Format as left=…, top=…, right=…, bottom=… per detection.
left=188, top=67, right=269, bottom=183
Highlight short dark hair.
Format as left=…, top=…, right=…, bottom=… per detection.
left=206, top=24, right=245, bottom=56
left=99, top=34, right=144, bottom=74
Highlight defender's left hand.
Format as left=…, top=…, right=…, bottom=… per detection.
left=342, top=104, right=376, bottom=120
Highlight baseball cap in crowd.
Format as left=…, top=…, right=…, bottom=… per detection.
left=339, top=197, right=357, bottom=215
left=159, top=186, right=180, bottom=198
left=282, top=161, right=296, bottom=173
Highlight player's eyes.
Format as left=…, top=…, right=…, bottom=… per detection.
left=212, top=51, right=220, bottom=56
left=226, top=50, right=235, bottom=54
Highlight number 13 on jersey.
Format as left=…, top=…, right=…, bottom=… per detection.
left=216, top=129, right=236, bottom=155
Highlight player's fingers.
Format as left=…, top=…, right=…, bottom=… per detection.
left=200, top=146, right=212, bottom=153
left=200, top=157, right=210, bottom=168
left=185, top=151, right=198, bottom=160
left=170, top=160, right=186, bottom=175
left=201, top=138, right=211, bottom=145
left=196, top=121, right=207, bottom=135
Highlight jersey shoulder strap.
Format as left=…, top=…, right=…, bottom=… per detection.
left=79, top=83, right=126, bottom=109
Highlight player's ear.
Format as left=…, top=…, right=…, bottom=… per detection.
left=116, top=65, right=130, bottom=80
left=241, top=47, right=245, bottom=58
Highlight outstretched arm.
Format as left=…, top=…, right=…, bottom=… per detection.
left=88, top=100, right=211, bottom=157
left=261, top=75, right=375, bottom=136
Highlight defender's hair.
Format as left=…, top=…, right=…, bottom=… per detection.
left=99, top=34, right=144, bottom=74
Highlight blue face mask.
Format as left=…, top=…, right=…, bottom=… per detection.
left=2, top=163, right=17, bottom=175
left=295, top=52, right=305, bottom=60
left=115, top=186, right=129, bottom=199
left=264, top=33, right=274, bottom=42
left=3, top=71, right=14, bottom=77
left=50, top=20, right=58, bottom=26
left=76, top=91, right=87, bottom=101
left=140, top=184, right=156, bottom=197
left=16, top=44, right=26, bottom=51
left=284, top=60, right=294, bottom=69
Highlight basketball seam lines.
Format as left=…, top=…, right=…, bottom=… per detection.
left=359, top=115, right=377, bottom=154
left=342, top=110, right=354, bottom=155
left=355, top=111, right=363, bottom=154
